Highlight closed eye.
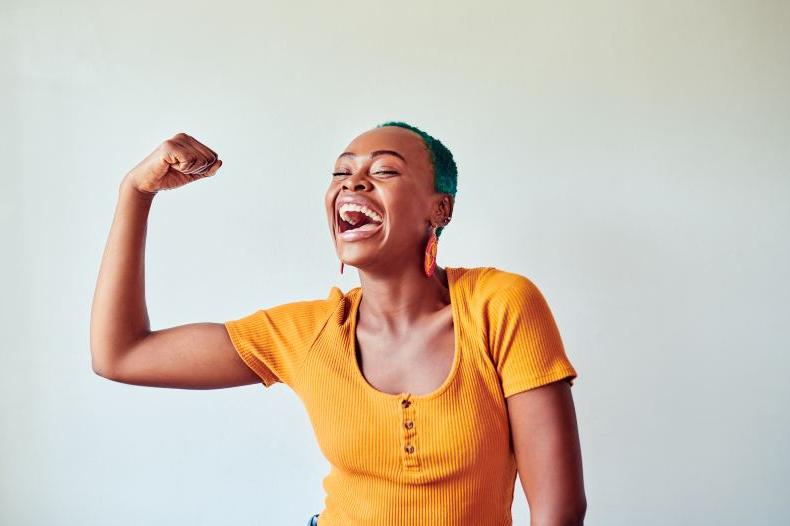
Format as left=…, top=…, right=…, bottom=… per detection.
left=332, top=171, right=399, bottom=176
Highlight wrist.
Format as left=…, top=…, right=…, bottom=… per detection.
left=119, top=175, right=157, bottom=203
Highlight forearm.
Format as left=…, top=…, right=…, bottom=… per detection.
left=89, top=176, right=156, bottom=375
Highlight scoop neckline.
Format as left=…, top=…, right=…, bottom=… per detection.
left=348, top=266, right=463, bottom=402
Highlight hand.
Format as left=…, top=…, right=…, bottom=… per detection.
left=124, top=132, right=223, bottom=194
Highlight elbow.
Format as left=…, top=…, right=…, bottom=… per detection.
left=531, top=499, right=587, bottom=526
left=91, top=359, right=112, bottom=380
left=90, top=348, right=118, bottom=381
left=571, top=499, right=587, bottom=525
left=89, top=332, right=113, bottom=378
left=89, top=329, right=149, bottom=381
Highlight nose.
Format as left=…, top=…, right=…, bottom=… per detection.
left=342, top=170, right=372, bottom=192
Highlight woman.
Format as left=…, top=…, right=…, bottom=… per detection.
left=90, top=122, right=586, bottom=525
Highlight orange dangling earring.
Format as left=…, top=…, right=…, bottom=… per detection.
left=423, top=225, right=438, bottom=277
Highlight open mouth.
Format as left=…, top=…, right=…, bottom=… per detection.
left=337, top=203, right=384, bottom=234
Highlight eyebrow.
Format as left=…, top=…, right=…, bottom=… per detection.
left=336, top=149, right=407, bottom=163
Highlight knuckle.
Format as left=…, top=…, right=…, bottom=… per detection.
left=161, top=138, right=178, bottom=150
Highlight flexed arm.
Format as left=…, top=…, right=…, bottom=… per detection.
left=89, top=133, right=257, bottom=389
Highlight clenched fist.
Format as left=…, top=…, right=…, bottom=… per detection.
left=124, top=132, right=223, bottom=194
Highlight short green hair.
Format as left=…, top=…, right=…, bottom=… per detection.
left=375, top=120, right=457, bottom=238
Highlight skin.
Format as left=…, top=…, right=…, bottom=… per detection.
left=89, top=128, right=586, bottom=524
left=89, top=132, right=258, bottom=388
left=324, top=126, right=457, bottom=396
left=326, top=126, right=586, bottom=524
left=508, top=381, right=587, bottom=525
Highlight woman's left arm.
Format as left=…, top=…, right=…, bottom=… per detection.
left=507, top=379, right=587, bottom=526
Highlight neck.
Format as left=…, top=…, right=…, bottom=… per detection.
left=356, top=262, right=450, bottom=334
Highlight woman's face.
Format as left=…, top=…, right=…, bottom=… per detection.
left=324, top=126, right=452, bottom=273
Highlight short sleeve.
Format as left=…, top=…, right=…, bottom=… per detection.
left=485, top=272, right=578, bottom=398
left=224, top=287, right=342, bottom=389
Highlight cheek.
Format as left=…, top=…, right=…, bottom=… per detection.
left=396, top=192, right=428, bottom=221
left=325, top=207, right=336, bottom=228
left=324, top=192, right=336, bottom=219
left=386, top=200, right=428, bottom=240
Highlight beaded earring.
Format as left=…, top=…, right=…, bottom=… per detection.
left=423, top=216, right=450, bottom=277
left=424, top=225, right=438, bottom=277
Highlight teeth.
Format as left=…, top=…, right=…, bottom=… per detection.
left=338, top=203, right=383, bottom=224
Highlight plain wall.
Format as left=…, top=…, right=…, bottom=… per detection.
left=2, top=1, right=788, bottom=524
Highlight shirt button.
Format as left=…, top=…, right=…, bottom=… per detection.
left=404, top=420, right=414, bottom=429
left=401, top=399, right=411, bottom=408
left=404, top=444, right=414, bottom=454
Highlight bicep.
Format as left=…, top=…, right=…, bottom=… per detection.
left=507, top=379, right=586, bottom=524
left=103, top=322, right=261, bottom=389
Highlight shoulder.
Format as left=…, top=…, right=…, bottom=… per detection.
left=227, top=285, right=349, bottom=329
left=480, top=267, right=537, bottom=294
left=452, top=266, right=542, bottom=307
left=271, top=285, right=346, bottom=310
left=277, top=285, right=347, bottom=311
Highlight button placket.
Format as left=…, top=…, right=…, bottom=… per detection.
left=399, top=395, right=420, bottom=469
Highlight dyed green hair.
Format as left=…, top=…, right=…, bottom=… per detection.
left=375, top=121, right=458, bottom=238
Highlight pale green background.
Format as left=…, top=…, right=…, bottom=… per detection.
left=2, top=1, right=788, bottom=524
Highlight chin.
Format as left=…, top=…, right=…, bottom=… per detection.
left=337, top=245, right=378, bottom=267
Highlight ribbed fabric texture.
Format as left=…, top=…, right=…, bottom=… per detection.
left=224, top=266, right=578, bottom=525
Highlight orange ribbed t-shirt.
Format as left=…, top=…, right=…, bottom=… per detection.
left=224, top=266, right=578, bottom=525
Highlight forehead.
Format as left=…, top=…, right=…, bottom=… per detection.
left=338, top=126, right=431, bottom=167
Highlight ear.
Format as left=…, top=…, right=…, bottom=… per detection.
left=430, top=194, right=454, bottom=225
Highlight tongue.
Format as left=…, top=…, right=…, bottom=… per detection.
left=346, top=211, right=368, bottom=225
left=352, top=222, right=380, bottom=232
left=345, top=211, right=380, bottom=231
